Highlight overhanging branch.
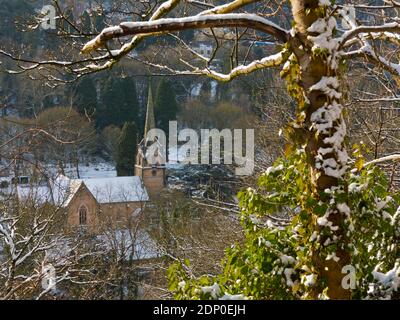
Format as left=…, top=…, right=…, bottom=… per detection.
left=82, top=14, right=289, bottom=54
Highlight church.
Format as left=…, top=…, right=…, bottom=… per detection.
left=15, top=86, right=167, bottom=231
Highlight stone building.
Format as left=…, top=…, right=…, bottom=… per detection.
left=65, top=176, right=149, bottom=230
left=15, top=175, right=148, bottom=231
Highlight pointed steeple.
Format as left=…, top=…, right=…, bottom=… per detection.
left=135, top=81, right=166, bottom=197
left=144, top=83, right=156, bottom=138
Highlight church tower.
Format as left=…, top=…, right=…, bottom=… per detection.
left=135, top=84, right=166, bottom=197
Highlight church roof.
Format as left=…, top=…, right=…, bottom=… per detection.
left=14, top=175, right=149, bottom=206
left=82, top=176, right=149, bottom=204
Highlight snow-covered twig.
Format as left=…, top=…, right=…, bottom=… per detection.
left=133, top=51, right=284, bottom=82
left=365, top=154, right=400, bottom=166
left=199, top=0, right=260, bottom=15
left=340, top=22, right=400, bottom=47
left=344, top=44, right=400, bottom=77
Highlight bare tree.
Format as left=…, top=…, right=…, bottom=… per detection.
left=0, top=199, right=87, bottom=299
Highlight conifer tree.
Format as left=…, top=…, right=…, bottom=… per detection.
left=80, top=10, right=92, bottom=34
left=74, top=77, right=97, bottom=116
left=154, top=79, right=178, bottom=136
left=116, top=122, right=138, bottom=177
left=97, top=77, right=139, bottom=129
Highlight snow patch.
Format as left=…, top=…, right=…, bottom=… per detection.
left=302, top=274, right=317, bottom=287
left=201, top=283, right=221, bottom=299
left=265, top=164, right=284, bottom=176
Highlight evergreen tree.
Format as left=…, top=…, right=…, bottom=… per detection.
left=94, top=11, right=106, bottom=32
left=80, top=10, right=92, bottom=34
left=74, top=77, right=97, bottom=116
left=97, top=77, right=139, bottom=129
left=116, top=122, right=138, bottom=177
left=61, top=9, right=75, bottom=34
left=154, top=79, right=178, bottom=136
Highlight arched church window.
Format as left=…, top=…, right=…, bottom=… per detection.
left=79, top=205, right=88, bottom=225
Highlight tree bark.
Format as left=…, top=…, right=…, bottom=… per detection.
left=290, top=0, right=351, bottom=299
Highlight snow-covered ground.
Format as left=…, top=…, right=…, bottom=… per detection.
left=62, top=150, right=188, bottom=177
left=63, top=162, right=117, bottom=179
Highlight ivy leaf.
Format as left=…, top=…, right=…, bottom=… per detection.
left=355, top=157, right=365, bottom=171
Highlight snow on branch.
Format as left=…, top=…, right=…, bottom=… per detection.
left=340, top=22, right=400, bottom=47
left=195, top=51, right=285, bottom=81
left=0, top=0, right=181, bottom=77
left=365, top=154, right=400, bottom=166
left=199, top=0, right=260, bottom=15
left=339, top=7, right=400, bottom=76
left=344, top=43, right=400, bottom=77
left=355, top=96, right=400, bottom=102
left=82, top=14, right=288, bottom=54
left=95, top=0, right=258, bottom=59
left=0, top=0, right=272, bottom=77
left=134, top=51, right=284, bottom=82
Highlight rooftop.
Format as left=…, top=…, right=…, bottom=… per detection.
left=82, top=176, right=149, bottom=204
left=7, top=174, right=149, bottom=206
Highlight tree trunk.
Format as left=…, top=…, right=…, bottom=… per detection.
left=290, top=0, right=351, bottom=299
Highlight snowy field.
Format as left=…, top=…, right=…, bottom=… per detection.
left=63, top=162, right=117, bottom=179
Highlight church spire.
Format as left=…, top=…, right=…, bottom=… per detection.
left=135, top=81, right=166, bottom=197
left=144, top=82, right=156, bottom=138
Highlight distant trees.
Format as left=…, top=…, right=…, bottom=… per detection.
left=199, top=80, right=214, bottom=105
left=154, top=79, right=178, bottom=137
left=116, top=122, right=138, bottom=177
left=180, top=101, right=256, bottom=131
left=73, top=77, right=97, bottom=117
left=75, top=8, right=106, bottom=34
left=96, top=77, right=140, bottom=129
left=0, top=116, right=32, bottom=177
left=179, top=29, right=195, bottom=43
left=12, top=74, right=145, bottom=169
left=80, top=10, right=92, bottom=34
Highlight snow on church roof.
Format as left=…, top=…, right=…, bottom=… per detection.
left=14, top=175, right=149, bottom=206
left=82, top=176, right=149, bottom=204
